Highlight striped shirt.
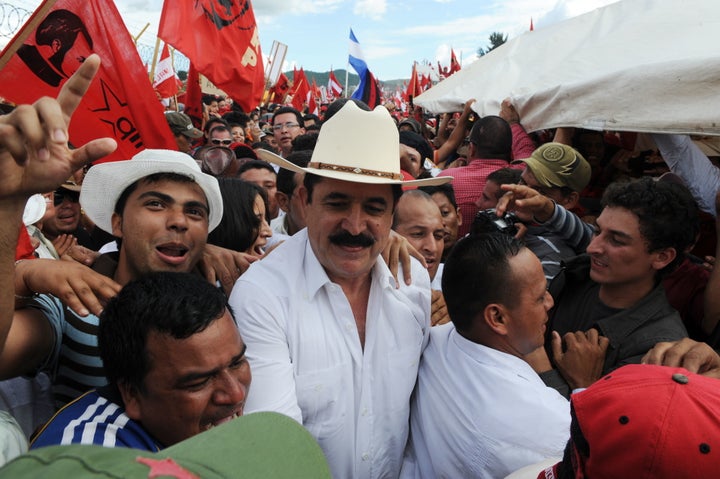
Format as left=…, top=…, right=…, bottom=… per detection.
left=31, top=388, right=160, bottom=451
left=29, top=254, right=120, bottom=408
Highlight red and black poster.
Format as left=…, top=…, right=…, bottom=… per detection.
left=159, top=0, right=264, bottom=113
left=0, top=0, right=178, bottom=162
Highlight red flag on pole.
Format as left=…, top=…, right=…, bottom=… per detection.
left=183, top=62, right=203, bottom=129
left=153, top=42, right=181, bottom=99
left=291, top=68, right=309, bottom=112
left=450, top=48, right=461, bottom=74
left=406, top=62, right=422, bottom=100
left=158, top=0, right=264, bottom=113
left=328, top=70, right=343, bottom=99
left=530, top=17, right=535, bottom=31
left=0, top=0, right=177, bottom=162
left=270, top=72, right=290, bottom=104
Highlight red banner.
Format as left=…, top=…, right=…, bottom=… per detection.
left=0, top=0, right=177, bottom=162
left=158, top=0, right=264, bottom=113
left=153, top=43, right=181, bottom=99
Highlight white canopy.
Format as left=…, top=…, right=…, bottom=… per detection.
left=415, top=0, right=720, bottom=136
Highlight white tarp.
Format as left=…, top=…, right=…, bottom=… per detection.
left=415, top=0, right=720, bottom=136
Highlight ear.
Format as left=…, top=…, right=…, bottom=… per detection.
left=651, top=247, right=677, bottom=271
left=557, top=191, right=579, bottom=210
left=111, top=212, right=123, bottom=238
left=118, top=381, right=142, bottom=421
left=468, top=142, right=477, bottom=159
left=276, top=191, right=290, bottom=213
left=298, top=185, right=310, bottom=206
left=483, top=303, right=509, bottom=336
left=51, top=39, right=62, bottom=53
left=456, top=207, right=463, bottom=227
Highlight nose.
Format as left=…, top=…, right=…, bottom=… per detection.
left=544, top=290, right=554, bottom=311
left=167, top=207, right=189, bottom=232
left=259, top=217, right=272, bottom=238
left=341, top=204, right=367, bottom=236
left=586, top=233, right=602, bottom=255
left=213, top=369, right=248, bottom=406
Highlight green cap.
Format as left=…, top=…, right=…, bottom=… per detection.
left=0, top=412, right=331, bottom=478
left=514, top=142, right=591, bottom=192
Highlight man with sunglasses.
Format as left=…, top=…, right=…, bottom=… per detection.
left=207, top=125, right=234, bottom=147
left=41, top=180, right=112, bottom=252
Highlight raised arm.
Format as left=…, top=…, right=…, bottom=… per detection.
left=0, top=54, right=116, bottom=375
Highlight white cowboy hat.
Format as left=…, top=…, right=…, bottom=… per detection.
left=80, top=149, right=223, bottom=234
left=257, top=101, right=452, bottom=186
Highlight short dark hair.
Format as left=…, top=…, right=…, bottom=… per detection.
left=36, top=10, right=93, bottom=69
left=442, top=233, right=523, bottom=333
left=99, top=272, right=232, bottom=393
left=237, top=159, right=276, bottom=178
left=601, top=177, right=698, bottom=275
left=291, top=133, right=319, bottom=152
left=487, top=167, right=522, bottom=188
left=203, top=117, right=229, bottom=134
left=208, top=178, right=268, bottom=252
left=209, top=125, right=232, bottom=137
left=303, top=173, right=403, bottom=209
left=419, top=183, right=458, bottom=209
left=277, top=150, right=311, bottom=196
left=468, top=116, right=512, bottom=161
left=272, top=106, right=304, bottom=127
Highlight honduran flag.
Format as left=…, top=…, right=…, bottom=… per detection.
left=348, top=29, right=381, bottom=108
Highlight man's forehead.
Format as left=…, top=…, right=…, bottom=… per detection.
left=136, top=177, right=207, bottom=201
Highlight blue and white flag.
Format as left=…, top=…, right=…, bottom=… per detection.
left=348, top=29, right=381, bottom=107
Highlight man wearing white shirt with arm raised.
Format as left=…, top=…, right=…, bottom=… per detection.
left=229, top=102, right=451, bottom=479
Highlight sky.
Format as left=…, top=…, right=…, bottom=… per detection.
left=2, top=0, right=619, bottom=81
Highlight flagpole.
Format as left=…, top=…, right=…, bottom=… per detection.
left=0, top=0, right=60, bottom=71
left=344, top=65, right=349, bottom=99
left=133, top=23, right=151, bottom=45
left=149, top=37, right=162, bottom=82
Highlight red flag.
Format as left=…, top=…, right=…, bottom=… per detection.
left=291, top=70, right=309, bottom=112
left=0, top=0, right=177, bottom=162
left=328, top=70, right=343, bottom=98
left=406, top=63, right=422, bottom=99
left=530, top=17, right=534, bottom=31
left=153, top=43, right=181, bottom=99
left=450, top=48, right=461, bottom=74
left=270, top=72, right=290, bottom=104
left=307, top=78, right=319, bottom=115
left=158, top=0, right=264, bottom=113
left=183, top=63, right=203, bottom=129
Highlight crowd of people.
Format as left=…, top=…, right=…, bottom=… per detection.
left=1, top=53, right=720, bottom=478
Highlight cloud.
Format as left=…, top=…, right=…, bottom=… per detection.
left=353, top=0, right=387, bottom=19
left=254, top=0, right=346, bottom=16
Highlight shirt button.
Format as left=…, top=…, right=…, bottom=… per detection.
left=362, top=453, right=369, bottom=461
left=361, top=408, right=368, bottom=416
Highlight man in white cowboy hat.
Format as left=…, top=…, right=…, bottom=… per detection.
left=231, top=101, right=451, bottom=479
left=6, top=144, right=224, bottom=409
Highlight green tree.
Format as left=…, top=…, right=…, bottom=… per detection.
left=477, top=32, right=508, bottom=56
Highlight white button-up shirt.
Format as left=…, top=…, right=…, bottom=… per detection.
left=230, top=229, right=431, bottom=479
left=402, top=324, right=570, bottom=479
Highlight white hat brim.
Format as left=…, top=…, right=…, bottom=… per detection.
left=80, top=150, right=223, bottom=234
left=256, top=149, right=452, bottom=187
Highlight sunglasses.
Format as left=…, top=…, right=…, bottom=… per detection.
left=54, top=190, right=80, bottom=206
left=210, top=138, right=233, bottom=146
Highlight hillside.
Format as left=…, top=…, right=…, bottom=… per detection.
left=288, top=69, right=407, bottom=92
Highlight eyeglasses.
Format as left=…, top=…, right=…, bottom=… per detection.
left=54, top=190, right=80, bottom=206
left=272, top=122, right=300, bottom=131
left=210, top=138, right=233, bottom=146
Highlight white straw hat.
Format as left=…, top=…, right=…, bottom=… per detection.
left=257, top=101, right=452, bottom=186
left=80, top=149, right=223, bottom=234
left=23, top=194, right=47, bottom=226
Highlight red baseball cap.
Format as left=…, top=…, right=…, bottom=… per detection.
left=535, top=364, right=720, bottom=479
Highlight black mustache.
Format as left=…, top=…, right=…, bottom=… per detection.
left=329, top=231, right=375, bottom=248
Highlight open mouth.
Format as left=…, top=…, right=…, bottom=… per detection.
left=204, top=411, right=242, bottom=431
left=156, top=243, right=190, bottom=264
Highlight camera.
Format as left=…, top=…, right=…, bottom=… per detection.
left=471, top=208, right=520, bottom=237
